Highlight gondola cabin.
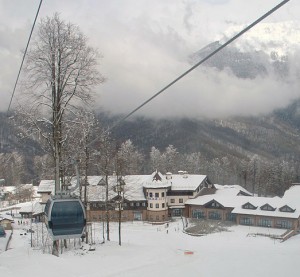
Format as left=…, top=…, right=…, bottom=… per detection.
left=44, top=197, right=86, bottom=240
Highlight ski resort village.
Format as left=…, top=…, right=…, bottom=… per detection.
left=1, top=171, right=300, bottom=277
left=1, top=0, right=300, bottom=276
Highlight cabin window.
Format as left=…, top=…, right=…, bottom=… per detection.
left=240, top=217, right=253, bottom=226
left=192, top=209, right=205, bottom=219
left=260, top=204, right=276, bottom=211
left=242, top=203, right=257, bottom=210
left=276, top=220, right=292, bottom=229
left=258, top=218, right=272, bottom=227
left=279, top=205, right=295, bottom=213
left=208, top=211, right=221, bottom=220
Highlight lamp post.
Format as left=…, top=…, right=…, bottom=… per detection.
left=116, top=177, right=125, bottom=246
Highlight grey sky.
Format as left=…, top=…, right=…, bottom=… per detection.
left=0, top=0, right=299, bottom=118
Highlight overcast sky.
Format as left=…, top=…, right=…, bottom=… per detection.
left=0, top=0, right=299, bottom=119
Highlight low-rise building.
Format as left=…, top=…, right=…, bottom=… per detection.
left=186, top=184, right=300, bottom=230
left=37, top=171, right=213, bottom=223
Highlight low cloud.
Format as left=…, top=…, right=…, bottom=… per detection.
left=1, top=0, right=299, bottom=120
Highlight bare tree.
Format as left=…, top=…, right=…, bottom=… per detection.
left=18, top=13, right=104, bottom=193
left=16, top=13, right=104, bottom=255
left=93, top=132, right=116, bottom=241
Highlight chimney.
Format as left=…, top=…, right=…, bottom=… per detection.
left=166, top=172, right=172, bottom=180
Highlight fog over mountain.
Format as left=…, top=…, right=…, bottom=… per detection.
left=1, top=1, right=299, bottom=119
left=98, top=21, right=300, bottom=119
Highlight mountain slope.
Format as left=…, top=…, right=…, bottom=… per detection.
left=103, top=99, right=300, bottom=161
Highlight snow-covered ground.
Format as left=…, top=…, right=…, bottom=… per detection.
left=1, top=220, right=299, bottom=277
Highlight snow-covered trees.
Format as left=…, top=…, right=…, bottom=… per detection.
left=18, top=13, right=104, bottom=192
left=116, top=140, right=144, bottom=175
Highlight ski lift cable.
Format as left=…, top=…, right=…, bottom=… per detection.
left=7, top=0, right=43, bottom=113
left=87, top=0, right=290, bottom=149
left=105, top=0, right=290, bottom=133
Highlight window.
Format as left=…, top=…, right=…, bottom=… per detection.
left=258, top=218, right=272, bottom=227
left=161, top=192, right=165, bottom=197
left=179, top=198, right=183, bottom=203
left=173, top=209, right=182, bottom=217
left=206, top=200, right=221, bottom=209
left=242, top=202, right=257, bottom=210
left=155, top=193, right=159, bottom=198
left=192, top=209, right=205, bottom=219
left=208, top=211, right=221, bottom=220
left=276, top=220, right=292, bottom=229
left=136, top=202, right=140, bottom=207
left=260, top=204, right=276, bottom=211
left=279, top=205, right=295, bottom=213
left=162, top=203, right=165, bottom=208
left=142, top=202, right=146, bottom=207
left=149, top=192, right=153, bottom=197
left=240, top=217, right=253, bottom=226
left=150, top=203, right=153, bottom=208
left=130, top=203, right=134, bottom=207
left=156, top=203, right=159, bottom=208
left=170, top=199, right=175, bottom=203
left=226, top=213, right=236, bottom=222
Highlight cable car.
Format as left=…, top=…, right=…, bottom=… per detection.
left=44, top=196, right=86, bottom=240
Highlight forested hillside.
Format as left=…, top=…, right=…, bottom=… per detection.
left=1, top=99, right=300, bottom=196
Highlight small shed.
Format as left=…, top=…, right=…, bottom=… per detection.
left=0, top=214, right=14, bottom=230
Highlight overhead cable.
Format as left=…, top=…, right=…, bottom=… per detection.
left=103, top=0, right=290, bottom=136
left=7, top=0, right=43, bottom=113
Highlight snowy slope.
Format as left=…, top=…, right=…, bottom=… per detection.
left=1, top=220, right=300, bottom=277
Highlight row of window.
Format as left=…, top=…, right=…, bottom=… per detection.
left=239, top=217, right=293, bottom=228
left=242, top=203, right=295, bottom=213
left=91, top=202, right=146, bottom=209
left=148, top=214, right=166, bottom=221
left=149, top=203, right=166, bottom=209
left=147, top=192, right=165, bottom=198
left=170, top=198, right=184, bottom=204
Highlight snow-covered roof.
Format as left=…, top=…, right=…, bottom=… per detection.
left=0, top=186, right=16, bottom=194
left=282, top=184, right=300, bottom=206
left=37, top=180, right=55, bottom=194
left=169, top=174, right=207, bottom=191
left=143, top=172, right=170, bottom=189
left=144, top=172, right=207, bottom=191
left=86, top=175, right=147, bottom=202
left=123, top=175, right=148, bottom=201
left=231, top=195, right=300, bottom=219
left=0, top=213, right=14, bottom=221
left=214, top=184, right=252, bottom=197
left=19, top=201, right=43, bottom=214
